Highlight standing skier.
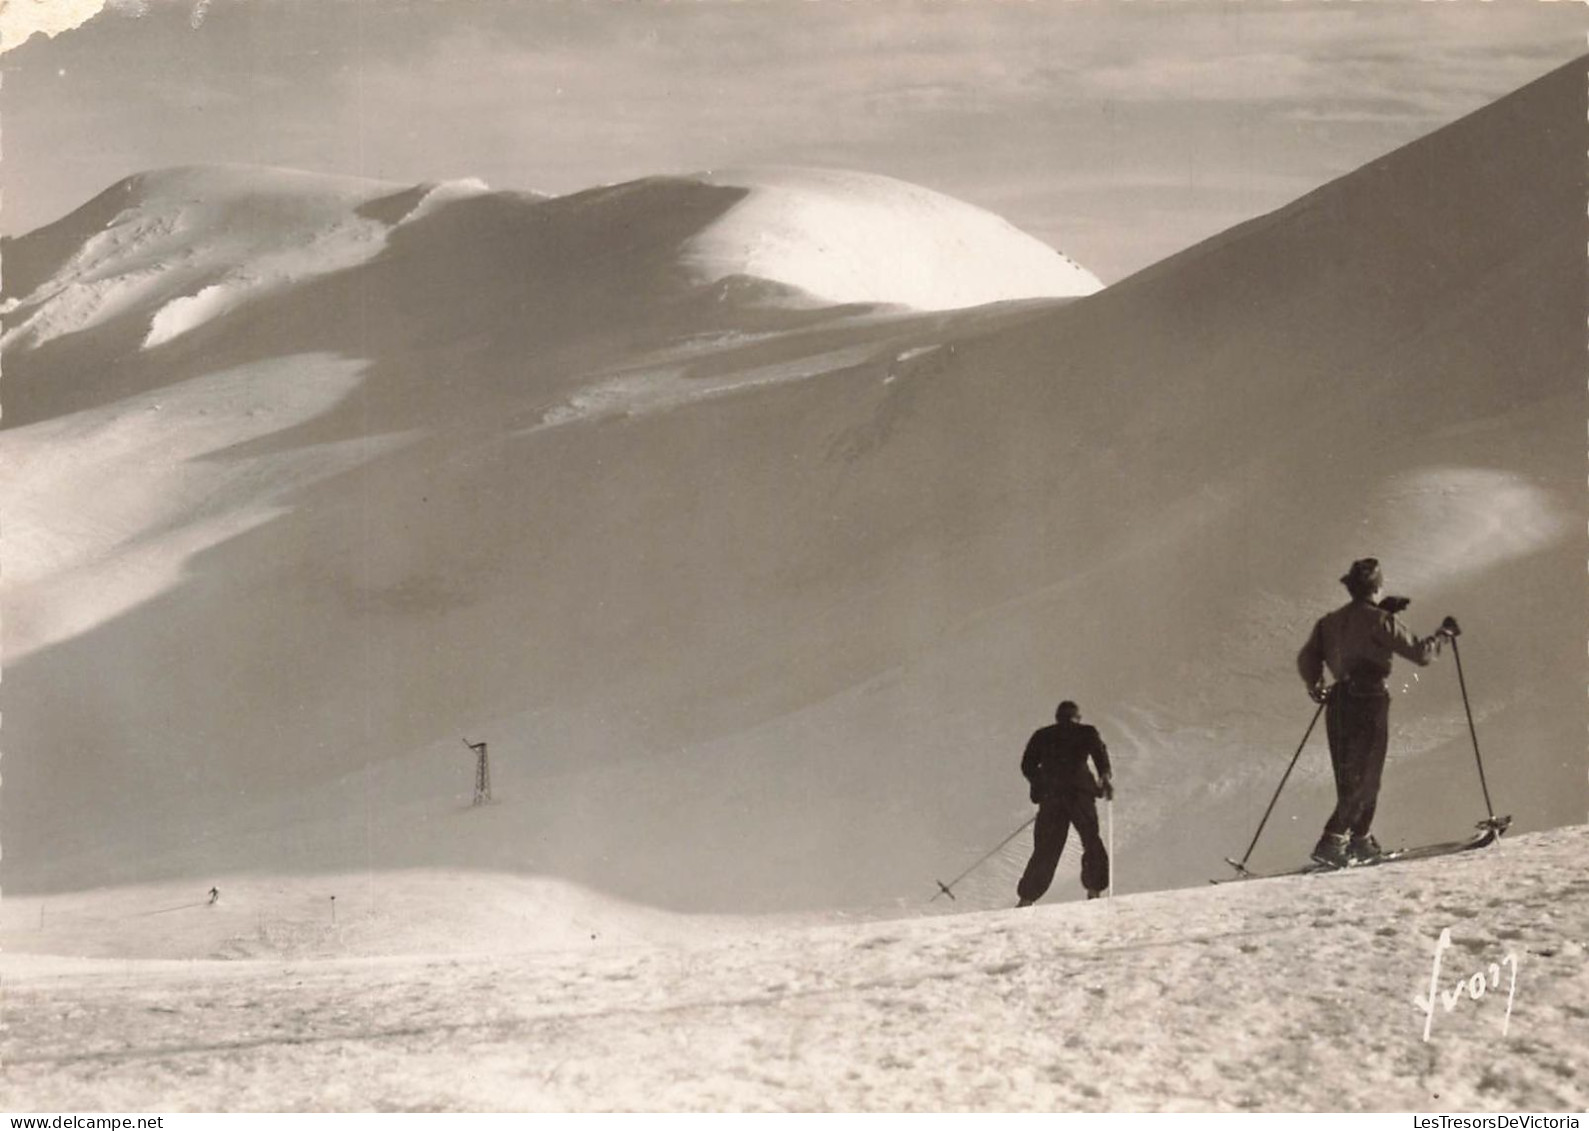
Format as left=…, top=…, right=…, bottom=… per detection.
left=1016, top=700, right=1113, bottom=906
left=1296, top=558, right=1453, bottom=867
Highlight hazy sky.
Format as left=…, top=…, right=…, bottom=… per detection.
left=3, top=0, right=1583, bottom=281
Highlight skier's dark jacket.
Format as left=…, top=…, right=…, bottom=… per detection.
left=1022, top=720, right=1112, bottom=802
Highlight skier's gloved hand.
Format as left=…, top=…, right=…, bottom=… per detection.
left=1099, top=775, right=1114, bottom=801
left=1308, top=682, right=1329, bottom=704
left=1028, top=781, right=1044, bottom=805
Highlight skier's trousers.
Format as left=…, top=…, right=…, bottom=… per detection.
left=1017, top=789, right=1110, bottom=901
left=1322, top=681, right=1391, bottom=839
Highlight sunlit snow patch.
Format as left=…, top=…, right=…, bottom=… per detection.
left=0, top=354, right=415, bottom=660
left=1366, top=467, right=1572, bottom=591
left=681, top=167, right=1103, bottom=311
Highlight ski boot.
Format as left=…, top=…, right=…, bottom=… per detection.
left=1311, top=832, right=1350, bottom=868
left=1347, top=834, right=1384, bottom=865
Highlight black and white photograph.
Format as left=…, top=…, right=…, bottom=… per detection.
left=0, top=0, right=1584, bottom=1114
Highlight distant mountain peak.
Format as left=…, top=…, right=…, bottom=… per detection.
left=681, top=166, right=1102, bottom=310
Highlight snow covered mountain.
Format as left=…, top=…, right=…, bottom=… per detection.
left=1, top=58, right=1582, bottom=920
left=1, top=162, right=1095, bottom=368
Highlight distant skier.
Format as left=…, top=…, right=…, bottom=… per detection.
left=1296, top=558, right=1453, bottom=867
left=208, top=886, right=220, bottom=905
left=1016, top=700, right=1113, bottom=906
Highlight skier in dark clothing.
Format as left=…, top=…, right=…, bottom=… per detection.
left=1297, top=558, right=1453, bottom=867
left=1016, top=700, right=1113, bottom=906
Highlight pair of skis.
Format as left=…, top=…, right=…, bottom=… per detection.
left=1214, top=815, right=1510, bottom=883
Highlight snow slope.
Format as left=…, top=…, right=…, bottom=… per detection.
left=0, top=59, right=1582, bottom=922
left=2, top=826, right=1583, bottom=1111
left=1, top=870, right=742, bottom=962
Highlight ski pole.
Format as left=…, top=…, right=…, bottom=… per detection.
left=1445, top=628, right=1497, bottom=825
left=932, top=814, right=1038, bottom=902
left=1106, top=795, right=1114, bottom=900
left=1226, top=694, right=1328, bottom=876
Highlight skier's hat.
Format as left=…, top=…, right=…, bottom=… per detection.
left=1340, top=557, right=1383, bottom=596
left=1055, top=700, right=1081, bottom=722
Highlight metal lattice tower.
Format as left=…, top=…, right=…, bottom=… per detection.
left=464, top=739, right=491, bottom=806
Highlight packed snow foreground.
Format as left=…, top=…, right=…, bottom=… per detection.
left=2, top=827, right=1584, bottom=1111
